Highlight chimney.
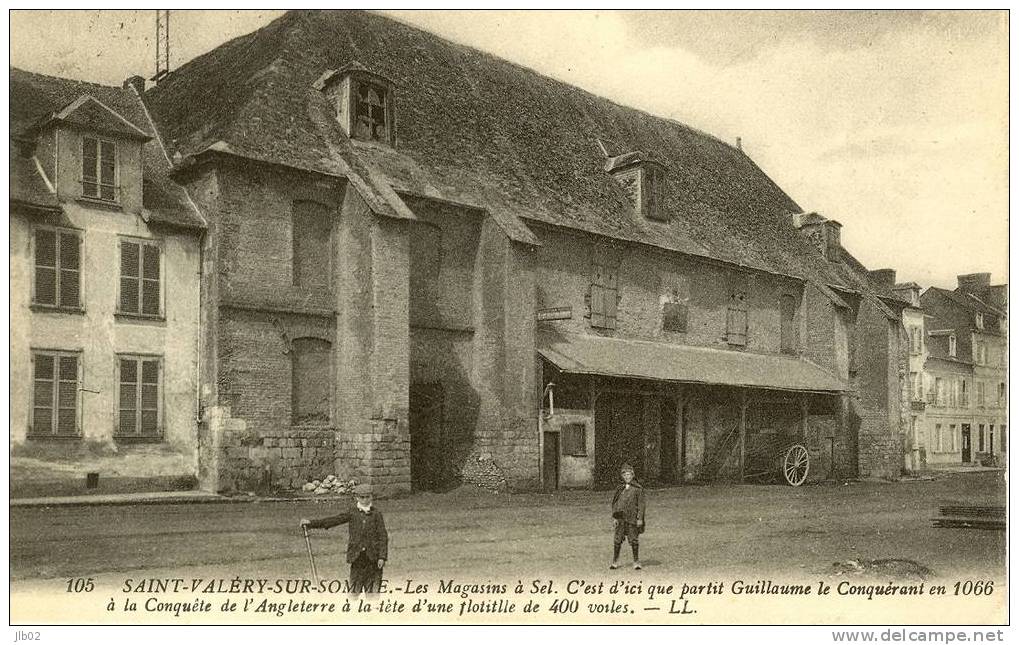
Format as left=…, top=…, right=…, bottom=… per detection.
left=736, top=137, right=743, bottom=152
left=869, top=269, right=896, bottom=289
left=123, top=75, right=146, bottom=95
left=957, top=273, right=991, bottom=294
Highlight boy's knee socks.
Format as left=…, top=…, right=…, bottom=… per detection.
left=631, top=543, right=639, bottom=561
left=613, top=543, right=621, bottom=561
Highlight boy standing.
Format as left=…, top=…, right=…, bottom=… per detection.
left=300, top=483, right=388, bottom=596
left=610, top=463, right=646, bottom=570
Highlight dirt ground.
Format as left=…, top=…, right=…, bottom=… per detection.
left=10, top=471, right=1006, bottom=588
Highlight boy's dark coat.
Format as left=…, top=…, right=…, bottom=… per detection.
left=305, top=507, right=389, bottom=563
left=611, top=481, right=647, bottom=533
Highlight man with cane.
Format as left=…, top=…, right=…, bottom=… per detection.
left=300, top=483, right=389, bottom=597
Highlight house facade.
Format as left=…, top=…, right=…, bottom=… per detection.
left=9, top=70, right=205, bottom=494
left=920, top=274, right=1007, bottom=468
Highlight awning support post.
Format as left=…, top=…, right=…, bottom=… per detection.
left=800, top=394, right=809, bottom=439
left=738, top=389, right=748, bottom=478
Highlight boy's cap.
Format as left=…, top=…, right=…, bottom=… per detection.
left=620, top=463, right=634, bottom=474
left=354, top=483, right=373, bottom=496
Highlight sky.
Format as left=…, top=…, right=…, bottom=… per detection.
left=8, top=9, right=1009, bottom=289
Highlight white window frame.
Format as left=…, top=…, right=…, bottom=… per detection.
left=117, top=236, right=164, bottom=318
left=115, top=354, right=164, bottom=440
left=81, top=135, right=119, bottom=203
left=28, top=349, right=82, bottom=438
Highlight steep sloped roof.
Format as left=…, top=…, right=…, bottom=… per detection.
left=9, top=68, right=204, bottom=230
left=143, top=10, right=859, bottom=283
left=9, top=143, right=58, bottom=212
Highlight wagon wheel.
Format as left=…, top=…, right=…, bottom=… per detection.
left=782, top=444, right=810, bottom=486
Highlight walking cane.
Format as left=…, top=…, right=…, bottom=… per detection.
left=302, top=524, right=319, bottom=586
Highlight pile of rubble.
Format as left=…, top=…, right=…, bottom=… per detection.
left=301, top=474, right=357, bottom=495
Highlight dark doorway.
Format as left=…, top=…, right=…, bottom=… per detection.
left=409, top=382, right=445, bottom=491
left=659, top=397, right=678, bottom=483
left=594, top=393, right=644, bottom=488
left=542, top=431, right=559, bottom=491
left=961, top=424, right=972, bottom=463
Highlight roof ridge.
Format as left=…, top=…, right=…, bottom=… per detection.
left=10, top=66, right=123, bottom=91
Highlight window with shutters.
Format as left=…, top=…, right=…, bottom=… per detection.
left=726, top=290, right=749, bottom=347
left=780, top=294, right=797, bottom=354
left=116, top=356, right=161, bottom=439
left=119, top=239, right=161, bottom=316
left=33, top=227, right=81, bottom=310
left=292, top=337, right=332, bottom=425
left=292, top=201, right=332, bottom=289
left=590, top=259, right=619, bottom=330
left=561, top=423, right=587, bottom=457
left=976, top=381, right=985, bottom=407
left=354, top=81, right=390, bottom=143
left=30, top=351, right=80, bottom=438
left=82, top=136, right=117, bottom=202
left=960, top=379, right=968, bottom=407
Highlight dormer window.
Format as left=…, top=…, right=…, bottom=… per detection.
left=354, top=82, right=390, bottom=142
left=602, top=149, right=669, bottom=221
left=314, top=62, right=396, bottom=146
left=949, top=334, right=957, bottom=357
left=82, top=136, right=117, bottom=202
left=975, top=313, right=984, bottom=329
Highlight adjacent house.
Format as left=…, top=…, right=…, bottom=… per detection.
left=9, top=69, right=205, bottom=494
left=135, top=10, right=910, bottom=494
left=920, top=274, right=1008, bottom=468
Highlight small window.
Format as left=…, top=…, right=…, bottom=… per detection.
left=949, top=424, right=957, bottom=452
left=910, top=372, right=923, bottom=401
left=961, top=379, right=968, bottom=406
left=909, top=327, right=924, bottom=355
left=590, top=260, right=619, bottom=330
left=976, top=381, right=986, bottom=407
left=726, top=290, right=748, bottom=347
left=780, top=294, right=797, bottom=354
left=935, top=424, right=943, bottom=452
left=30, top=351, right=80, bottom=437
left=292, top=201, right=332, bottom=289
left=975, top=342, right=987, bottom=365
left=643, top=165, right=668, bottom=221
left=34, top=228, right=81, bottom=309
left=119, top=240, right=161, bottom=316
left=935, top=378, right=945, bottom=406
left=117, top=356, right=162, bottom=439
left=662, top=302, right=688, bottom=333
left=82, top=136, right=117, bottom=202
left=561, top=423, right=587, bottom=457
left=998, top=382, right=1006, bottom=407
left=292, top=337, right=332, bottom=425
left=354, top=81, right=390, bottom=142
left=975, top=313, right=984, bottom=329
left=978, top=424, right=985, bottom=452
left=948, top=334, right=957, bottom=357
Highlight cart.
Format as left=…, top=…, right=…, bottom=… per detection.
left=741, top=434, right=811, bottom=486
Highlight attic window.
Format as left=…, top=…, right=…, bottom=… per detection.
left=975, top=313, right=984, bottom=329
left=643, top=165, right=668, bottom=221
left=354, top=81, right=390, bottom=142
left=82, top=137, right=117, bottom=202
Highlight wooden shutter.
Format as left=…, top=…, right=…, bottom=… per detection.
left=99, top=140, right=116, bottom=201
left=58, top=232, right=80, bottom=308
left=32, top=354, right=55, bottom=435
left=34, top=229, right=57, bottom=305
left=119, top=358, right=138, bottom=435
left=57, top=356, right=78, bottom=434
left=141, top=244, right=161, bottom=315
left=120, top=241, right=140, bottom=313
left=140, top=359, right=160, bottom=436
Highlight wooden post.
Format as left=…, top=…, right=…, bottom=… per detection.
left=800, top=394, right=809, bottom=439
left=739, top=389, right=748, bottom=479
